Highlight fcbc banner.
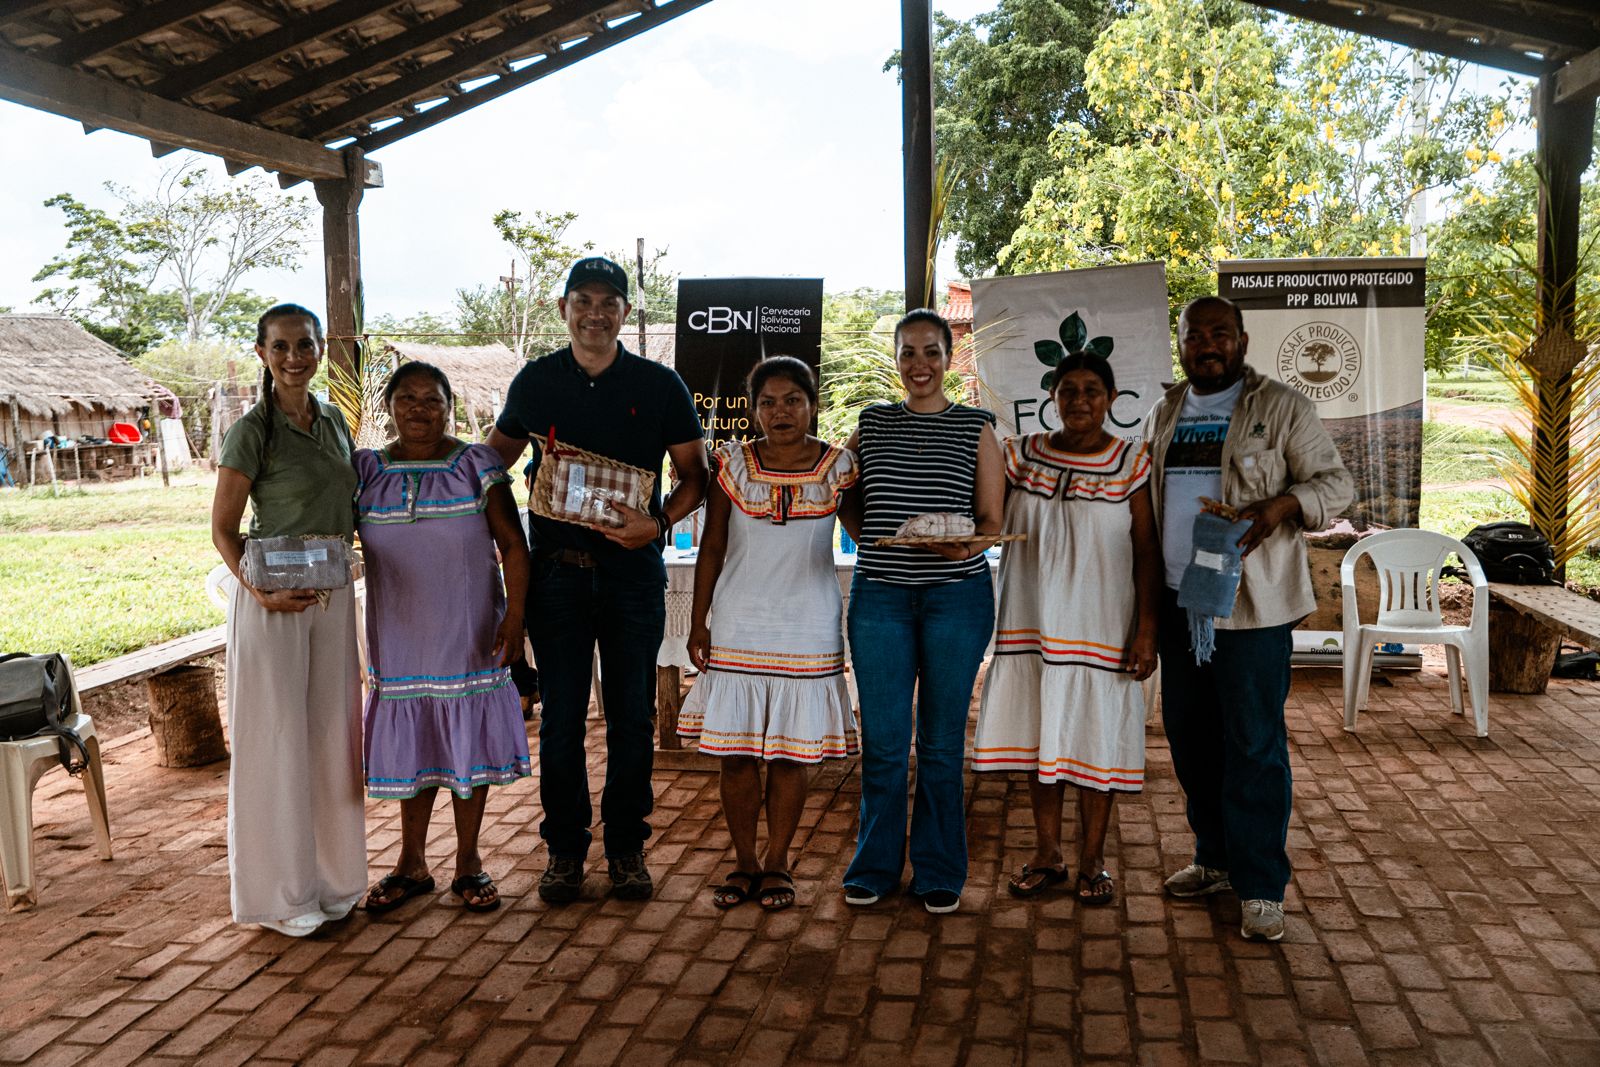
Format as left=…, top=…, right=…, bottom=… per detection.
left=971, top=262, right=1173, bottom=443
left=674, top=278, right=824, bottom=448
left=1219, top=258, right=1426, bottom=528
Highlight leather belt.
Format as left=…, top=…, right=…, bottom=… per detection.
left=539, top=547, right=599, bottom=569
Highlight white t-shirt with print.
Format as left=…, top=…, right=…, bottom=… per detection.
left=1161, top=379, right=1244, bottom=590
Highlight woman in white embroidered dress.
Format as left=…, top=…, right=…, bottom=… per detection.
left=973, top=352, right=1160, bottom=906
left=679, top=357, right=859, bottom=912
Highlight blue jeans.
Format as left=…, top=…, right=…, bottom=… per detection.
left=1157, top=588, right=1294, bottom=902
left=843, top=572, right=993, bottom=897
left=527, top=559, right=666, bottom=860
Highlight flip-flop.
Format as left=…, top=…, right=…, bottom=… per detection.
left=1077, top=869, right=1116, bottom=906
left=1007, top=863, right=1070, bottom=898
left=711, top=871, right=759, bottom=910
left=451, top=871, right=501, bottom=913
left=757, top=871, right=795, bottom=912
left=363, top=873, right=435, bottom=914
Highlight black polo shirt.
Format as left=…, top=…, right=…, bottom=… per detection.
left=495, top=344, right=703, bottom=581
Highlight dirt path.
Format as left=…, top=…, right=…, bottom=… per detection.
left=1429, top=400, right=1524, bottom=433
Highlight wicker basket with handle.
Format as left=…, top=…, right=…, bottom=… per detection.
left=529, top=432, right=657, bottom=529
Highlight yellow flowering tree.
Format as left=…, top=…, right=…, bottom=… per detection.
left=1001, top=0, right=1516, bottom=312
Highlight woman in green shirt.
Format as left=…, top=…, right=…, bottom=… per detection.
left=210, top=304, right=367, bottom=938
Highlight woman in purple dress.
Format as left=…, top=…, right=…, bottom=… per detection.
left=356, top=362, right=531, bottom=913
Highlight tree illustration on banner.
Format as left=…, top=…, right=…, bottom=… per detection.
left=1033, top=311, right=1114, bottom=389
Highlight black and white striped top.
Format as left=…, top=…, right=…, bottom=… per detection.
left=855, top=401, right=997, bottom=586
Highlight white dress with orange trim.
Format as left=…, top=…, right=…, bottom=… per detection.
left=677, top=440, right=862, bottom=763
left=973, top=433, right=1153, bottom=792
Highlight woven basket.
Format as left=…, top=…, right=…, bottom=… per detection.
left=529, top=436, right=657, bottom=529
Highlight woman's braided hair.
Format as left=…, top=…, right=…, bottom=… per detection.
left=252, top=304, right=323, bottom=471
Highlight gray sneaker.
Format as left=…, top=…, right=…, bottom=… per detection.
left=1241, top=899, right=1285, bottom=941
left=607, top=852, right=653, bottom=901
left=538, top=857, right=584, bottom=904
left=1164, top=864, right=1232, bottom=898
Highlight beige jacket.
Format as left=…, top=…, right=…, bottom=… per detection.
left=1145, top=365, right=1355, bottom=630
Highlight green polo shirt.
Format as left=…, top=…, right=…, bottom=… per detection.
left=218, top=398, right=358, bottom=541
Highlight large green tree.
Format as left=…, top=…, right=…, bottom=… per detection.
left=33, top=162, right=313, bottom=353
left=893, top=0, right=1115, bottom=278
left=455, top=208, right=592, bottom=358
left=1002, top=0, right=1516, bottom=310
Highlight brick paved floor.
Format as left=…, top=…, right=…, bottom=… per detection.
left=2, top=665, right=1598, bottom=1066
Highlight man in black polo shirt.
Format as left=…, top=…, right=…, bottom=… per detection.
left=488, top=256, right=708, bottom=903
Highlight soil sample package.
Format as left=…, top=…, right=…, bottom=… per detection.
left=241, top=536, right=351, bottom=590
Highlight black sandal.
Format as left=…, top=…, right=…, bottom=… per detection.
left=363, top=873, right=435, bottom=915
left=451, top=871, right=501, bottom=913
left=757, top=871, right=795, bottom=912
left=712, top=871, right=759, bottom=910
left=1077, top=869, right=1115, bottom=907
left=1007, top=863, right=1070, bottom=898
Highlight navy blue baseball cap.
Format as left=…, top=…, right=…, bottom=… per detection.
left=564, top=256, right=630, bottom=301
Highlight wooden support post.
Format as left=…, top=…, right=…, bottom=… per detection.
left=314, top=146, right=367, bottom=383
left=146, top=665, right=229, bottom=767
left=901, top=0, right=934, bottom=313
left=1488, top=603, right=1562, bottom=694
left=1533, top=75, right=1596, bottom=582
left=656, top=666, right=683, bottom=750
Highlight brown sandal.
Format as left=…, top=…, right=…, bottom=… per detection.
left=757, top=871, right=795, bottom=911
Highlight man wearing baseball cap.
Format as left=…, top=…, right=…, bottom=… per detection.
left=489, top=256, right=708, bottom=904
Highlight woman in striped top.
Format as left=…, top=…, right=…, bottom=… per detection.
left=837, top=309, right=1004, bottom=914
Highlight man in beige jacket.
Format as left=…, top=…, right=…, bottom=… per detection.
left=1145, top=296, right=1354, bottom=942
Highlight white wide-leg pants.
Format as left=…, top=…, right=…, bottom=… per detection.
left=225, top=582, right=367, bottom=923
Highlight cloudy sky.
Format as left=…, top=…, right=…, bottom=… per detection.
left=0, top=0, right=995, bottom=321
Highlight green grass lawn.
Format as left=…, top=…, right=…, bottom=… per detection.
left=1420, top=421, right=1510, bottom=484
left=1426, top=375, right=1519, bottom=406
left=0, top=526, right=223, bottom=666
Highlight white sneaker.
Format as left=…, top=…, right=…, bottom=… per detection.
left=1240, top=899, right=1285, bottom=942
left=1164, top=864, right=1231, bottom=898
left=320, top=897, right=359, bottom=922
left=258, top=913, right=324, bottom=938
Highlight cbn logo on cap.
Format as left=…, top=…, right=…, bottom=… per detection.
left=564, top=257, right=630, bottom=301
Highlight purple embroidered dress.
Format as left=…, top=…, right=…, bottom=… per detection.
left=354, top=442, right=531, bottom=799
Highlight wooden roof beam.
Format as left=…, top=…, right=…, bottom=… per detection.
left=1242, top=1, right=1553, bottom=76
left=353, top=0, right=711, bottom=154
left=297, top=0, right=625, bottom=140
left=1555, top=45, right=1600, bottom=104
left=42, top=0, right=234, bottom=67
left=0, top=44, right=383, bottom=186
left=1362, top=0, right=1600, bottom=53
left=0, top=2, right=62, bottom=24
left=224, top=0, right=524, bottom=123
left=153, top=0, right=410, bottom=102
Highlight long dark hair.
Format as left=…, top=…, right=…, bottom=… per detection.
left=253, top=303, right=323, bottom=467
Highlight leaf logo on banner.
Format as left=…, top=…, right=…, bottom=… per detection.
left=1033, top=311, right=1116, bottom=389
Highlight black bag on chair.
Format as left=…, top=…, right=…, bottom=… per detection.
left=0, top=653, right=90, bottom=774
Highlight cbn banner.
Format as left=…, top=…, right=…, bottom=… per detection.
left=971, top=262, right=1171, bottom=442
left=1218, top=258, right=1425, bottom=528
left=674, top=278, right=824, bottom=448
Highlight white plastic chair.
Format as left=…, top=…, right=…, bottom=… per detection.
left=1341, top=530, right=1489, bottom=737
left=0, top=658, right=113, bottom=910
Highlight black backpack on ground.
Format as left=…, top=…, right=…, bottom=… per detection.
left=1461, top=522, right=1557, bottom=585
left=0, top=652, right=90, bottom=774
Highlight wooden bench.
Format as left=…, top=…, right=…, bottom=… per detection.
left=1487, top=583, right=1600, bottom=694
left=75, top=624, right=230, bottom=766
left=74, top=624, right=227, bottom=694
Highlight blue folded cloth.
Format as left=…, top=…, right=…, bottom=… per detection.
left=1176, top=510, right=1254, bottom=664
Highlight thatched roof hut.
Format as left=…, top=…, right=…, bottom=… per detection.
left=0, top=315, right=153, bottom=417
left=382, top=341, right=526, bottom=434
left=0, top=315, right=156, bottom=455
